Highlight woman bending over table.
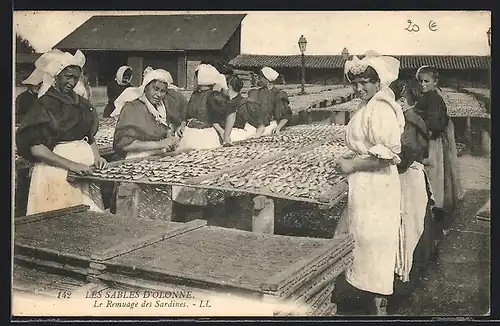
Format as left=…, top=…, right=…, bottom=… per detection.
left=222, top=74, right=266, bottom=144
left=177, top=64, right=228, bottom=150
left=16, top=49, right=108, bottom=215
left=247, top=67, right=293, bottom=135
left=110, top=69, right=180, bottom=216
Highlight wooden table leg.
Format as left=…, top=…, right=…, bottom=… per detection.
left=252, top=195, right=275, bottom=234
left=333, top=111, right=346, bottom=126
left=465, top=117, right=472, bottom=153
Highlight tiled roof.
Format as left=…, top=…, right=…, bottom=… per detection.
left=55, top=14, right=246, bottom=51
left=230, top=54, right=491, bottom=70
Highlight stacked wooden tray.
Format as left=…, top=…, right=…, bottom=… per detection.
left=289, top=88, right=353, bottom=113
left=14, top=205, right=207, bottom=276
left=196, top=139, right=352, bottom=205
left=13, top=206, right=354, bottom=316
left=99, top=226, right=354, bottom=316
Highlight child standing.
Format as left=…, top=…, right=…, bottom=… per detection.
left=414, top=66, right=462, bottom=234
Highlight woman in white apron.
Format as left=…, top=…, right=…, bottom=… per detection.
left=222, top=75, right=266, bottom=144
left=110, top=69, right=181, bottom=216
left=390, top=81, right=435, bottom=287
left=172, top=64, right=229, bottom=206
left=247, top=67, right=292, bottom=135
left=15, top=49, right=108, bottom=215
left=177, top=64, right=227, bottom=150
left=334, top=52, right=405, bottom=315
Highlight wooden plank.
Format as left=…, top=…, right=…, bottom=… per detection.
left=283, top=253, right=353, bottom=301
left=91, top=219, right=207, bottom=262
left=97, top=271, right=217, bottom=297
left=14, top=243, right=92, bottom=263
left=14, top=254, right=90, bottom=276
left=262, top=234, right=353, bottom=292
left=274, top=243, right=353, bottom=299
left=317, top=181, right=348, bottom=206
left=174, top=183, right=321, bottom=205
left=15, top=205, right=90, bottom=226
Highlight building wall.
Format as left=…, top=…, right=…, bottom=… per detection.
left=185, top=50, right=224, bottom=89
left=221, top=26, right=242, bottom=62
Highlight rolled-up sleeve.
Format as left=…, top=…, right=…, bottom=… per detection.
left=15, top=101, right=55, bottom=162
left=113, top=104, right=141, bottom=153
left=367, top=102, right=402, bottom=164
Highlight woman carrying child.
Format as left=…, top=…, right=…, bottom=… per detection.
left=414, top=66, right=462, bottom=234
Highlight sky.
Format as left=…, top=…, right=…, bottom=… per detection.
left=13, top=10, right=491, bottom=56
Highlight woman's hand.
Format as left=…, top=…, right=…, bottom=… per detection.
left=159, top=137, right=179, bottom=151
left=93, top=156, right=108, bottom=169
left=337, top=158, right=356, bottom=175
left=175, top=125, right=185, bottom=138
left=69, top=162, right=93, bottom=176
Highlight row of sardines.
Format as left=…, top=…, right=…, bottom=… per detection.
left=84, top=124, right=353, bottom=204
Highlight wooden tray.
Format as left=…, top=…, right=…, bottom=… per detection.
left=14, top=205, right=206, bottom=274
left=102, top=226, right=353, bottom=296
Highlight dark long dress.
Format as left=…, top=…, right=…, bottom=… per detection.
left=247, top=87, right=292, bottom=125
left=16, top=87, right=103, bottom=214
left=103, top=80, right=132, bottom=118
left=226, top=94, right=267, bottom=129
left=414, top=90, right=462, bottom=228
left=112, top=99, right=174, bottom=216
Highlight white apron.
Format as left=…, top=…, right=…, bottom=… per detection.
left=26, top=139, right=104, bottom=215
left=173, top=125, right=222, bottom=203
left=334, top=91, right=405, bottom=295
left=177, top=125, right=222, bottom=151
left=394, top=162, right=430, bottom=282
left=231, top=123, right=257, bottom=142
left=262, top=120, right=278, bottom=136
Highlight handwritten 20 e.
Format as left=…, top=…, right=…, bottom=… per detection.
left=86, top=291, right=194, bottom=299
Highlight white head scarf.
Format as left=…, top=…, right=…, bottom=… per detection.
left=344, top=50, right=400, bottom=90
left=115, top=65, right=132, bottom=86
left=196, top=64, right=223, bottom=87
left=345, top=50, right=405, bottom=134
left=111, top=69, right=172, bottom=126
left=143, top=67, right=179, bottom=91
left=32, top=49, right=86, bottom=98
left=74, top=77, right=90, bottom=99
left=22, top=68, right=45, bottom=86
left=261, top=67, right=279, bottom=82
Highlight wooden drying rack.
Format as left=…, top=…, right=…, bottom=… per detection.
left=67, top=136, right=348, bottom=207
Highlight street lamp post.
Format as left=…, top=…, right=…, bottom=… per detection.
left=298, top=35, right=307, bottom=95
